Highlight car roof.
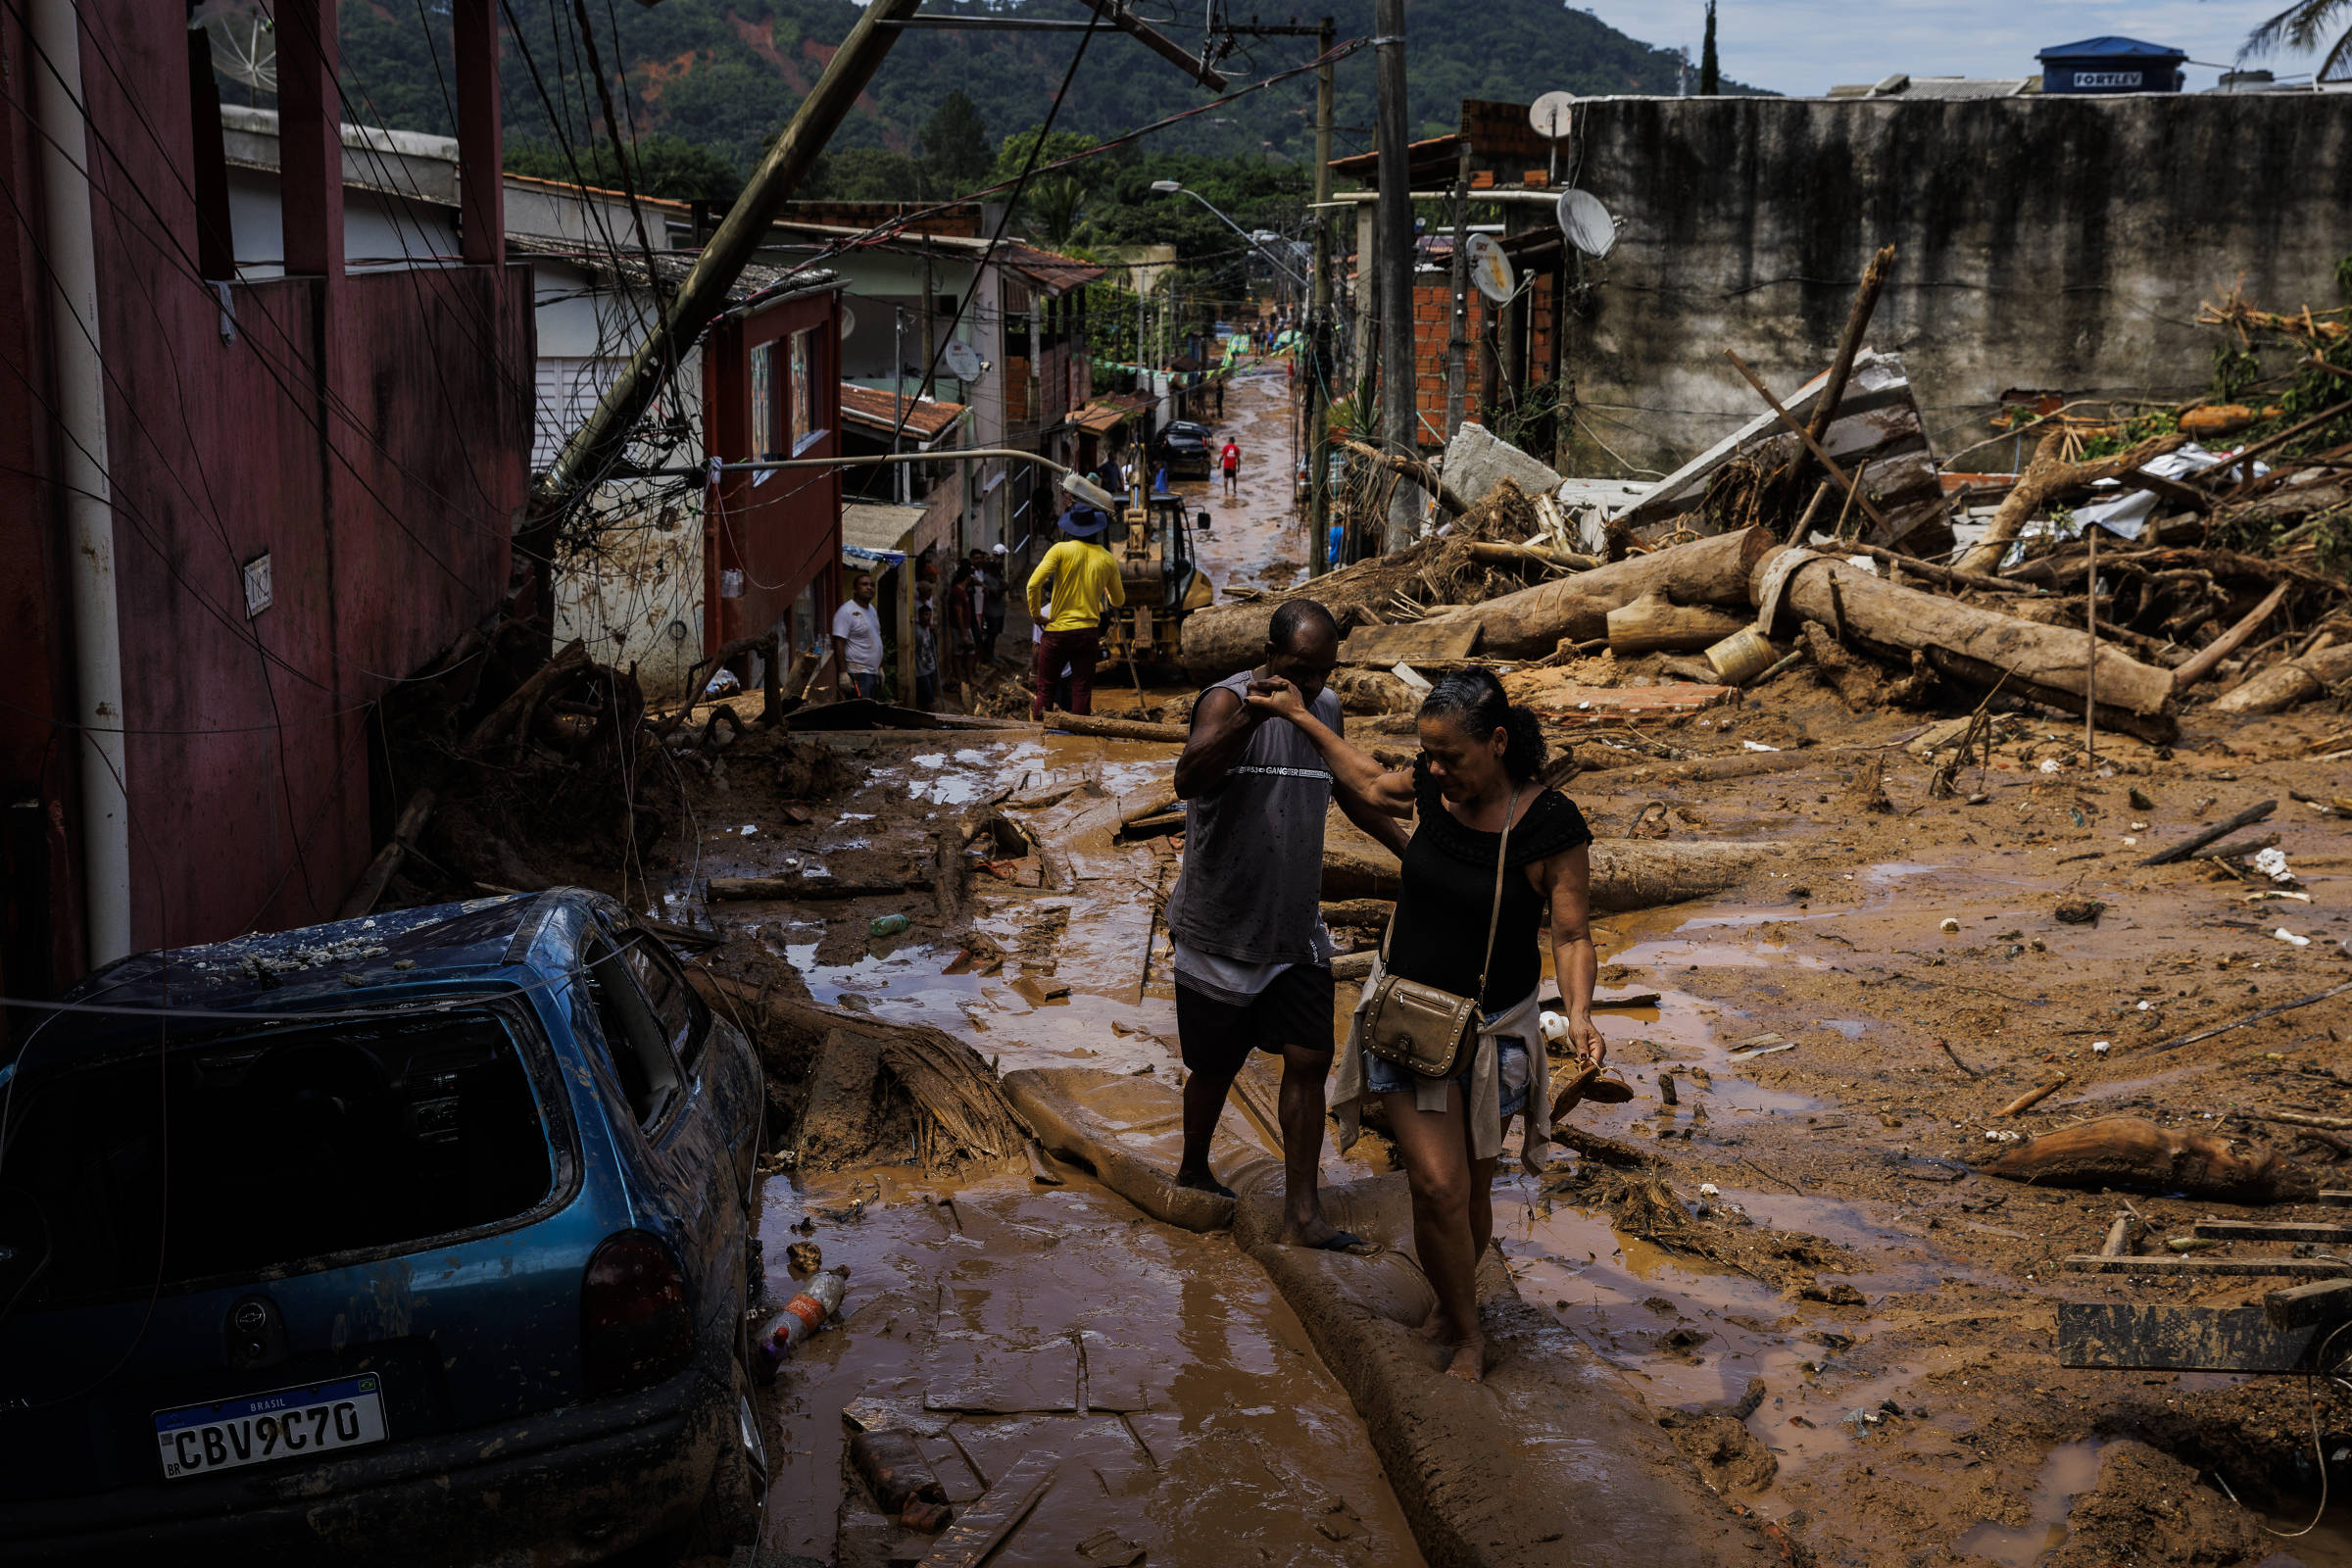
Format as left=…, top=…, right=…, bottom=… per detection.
left=24, top=892, right=595, bottom=1063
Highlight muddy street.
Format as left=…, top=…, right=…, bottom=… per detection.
left=660, top=599, right=2352, bottom=1565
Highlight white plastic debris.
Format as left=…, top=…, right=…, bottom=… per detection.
left=740, top=824, right=759, bottom=836
left=2038, top=759, right=2063, bottom=774
left=1699, top=1183, right=1721, bottom=1199
left=2092, top=1041, right=2111, bottom=1054
left=1984, top=1129, right=2023, bottom=1144
left=2276, top=929, right=2313, bottom=947
left=1539, top=1010, right=1571, bottom=1045
left=1742, top=740, right=1780, bottom=753
left=2254, top=847, right=2294, bottom=883
left=1940, top=917, right=1960, bottom=933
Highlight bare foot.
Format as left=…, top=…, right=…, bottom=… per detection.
left=1278, top=1216, right=1339, bottom=1249
left=1445, top=1335, right=1487, bottom=1384
left=1416, top=1301, right=1455, bottom=1343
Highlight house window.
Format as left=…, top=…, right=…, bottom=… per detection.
left=750, top=341, right=779, bottom=460
left=789, top=327, right=819, bottom=454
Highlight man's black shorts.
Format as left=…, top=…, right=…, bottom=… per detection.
left=1173, top=964, right=1336, bottom=1078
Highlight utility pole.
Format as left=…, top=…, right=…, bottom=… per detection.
left=1373, top=0, right=1415, bottom=552
left=523, top=0, right=920, bottom=621
left=1306, top=15, right=1335, bottom=576
left=1445, top=141, right=1470, bottom=443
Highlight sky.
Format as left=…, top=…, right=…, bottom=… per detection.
left=1570, top=1, right=2321, bottom=97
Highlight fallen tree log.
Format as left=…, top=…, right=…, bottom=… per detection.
left=1045, top=709, right=1190, bottom=743
left=1419, top=527, right=1773, bottom=659
left=1178, top=481, right=1543, bottom=675
left=1321, top=836, right=1792, bottom=909
left=1753, top=548, right=2180, bottom=741
left=2210, top=644, right=2352, bottom=714
left=1978, top=1114, right=2315, bottom=1204
left=1605, top=591, right=1751, bottom=655
left=1464, top=540, right=1597, bottom=572
left=1951, top=429, right=2188, bottom=576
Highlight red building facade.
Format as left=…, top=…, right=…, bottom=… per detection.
left=702, top=282, right=846, bottom=661
left=0, top=0, right=532, bottom=998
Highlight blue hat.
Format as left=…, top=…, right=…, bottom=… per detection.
left=1058, top=506, right=1109, bottom=538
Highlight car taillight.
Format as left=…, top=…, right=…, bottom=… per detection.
left=581, top=1230, right=693, bottom=1399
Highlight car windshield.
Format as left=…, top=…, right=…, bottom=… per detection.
left=0, top=1009, right=554, bottom=1307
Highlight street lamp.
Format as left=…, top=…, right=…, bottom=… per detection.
left=1150, top=179, right=1308, bottom=289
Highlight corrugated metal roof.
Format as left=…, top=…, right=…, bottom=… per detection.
left=842, top=501, right=925, bottom=560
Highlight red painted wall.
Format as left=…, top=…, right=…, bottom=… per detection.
left=704, top=287, right=845, bottom=653
left=0, top=2, right=530, bottom=979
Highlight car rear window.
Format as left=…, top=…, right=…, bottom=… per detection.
left=0, top=1010, right=554, bottom=1306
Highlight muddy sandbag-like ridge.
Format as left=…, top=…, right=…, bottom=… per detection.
left=1232, top=1176, right=1764, bottom=1568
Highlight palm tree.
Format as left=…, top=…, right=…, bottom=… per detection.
left=2245, top=0, right=2352, bottom=80
left=1020, top=176, right=1091, bottom=252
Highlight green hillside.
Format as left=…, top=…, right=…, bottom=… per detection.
left=338, top=0, right=1740, bottom=177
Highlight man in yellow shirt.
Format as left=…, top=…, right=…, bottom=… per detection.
left=1025, top=504, right=1125, bottom=720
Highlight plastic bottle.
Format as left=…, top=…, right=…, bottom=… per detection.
left=752, top=1265, right=849, bottom=1380
left=869, top=912, right=910, bottom=939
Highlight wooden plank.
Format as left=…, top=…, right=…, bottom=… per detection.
left=2190, top=1219, right=2352, bottom=1245
left=2058, top=1302, right=2324, bottom=1373
left=1337, top=619, right=1480, bottom=665
left=2058, top=1254, right=2352, bottom=1278
left=2266, top=1279, right=2352, bottom=1331
left=916, top=1449, right=1054, bottom=1568
left=2321, top=1191, right=2352, bottom=1207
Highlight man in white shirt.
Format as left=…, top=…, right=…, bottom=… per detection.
left=830, top=571, right=886, bottom=701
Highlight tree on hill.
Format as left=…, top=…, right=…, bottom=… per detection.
left=921, top=90, right=993, bottom=198
left=1699, top=2, right=1719, bottom=95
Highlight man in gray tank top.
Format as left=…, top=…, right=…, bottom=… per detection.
left=1164, top=600, right=1407, bottom=1250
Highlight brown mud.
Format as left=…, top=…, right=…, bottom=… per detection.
left=648, top=371, right=2352, bottom=1565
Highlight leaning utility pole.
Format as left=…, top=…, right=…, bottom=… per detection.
left=1444, top=140, right=1470, bottom=442
left=522, top=0, right=922, bottom=617
left=1373, top=0, right=1415, bottom=552
left=1305, top=15, right=1336, bottom=576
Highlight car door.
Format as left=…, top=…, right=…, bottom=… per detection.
left=583, top=918, right=753, bottom=1349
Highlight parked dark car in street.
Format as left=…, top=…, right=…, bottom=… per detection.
left=0, top=890, right=769, bottom=1564
left=1151, top=419, right=1214, bottom=477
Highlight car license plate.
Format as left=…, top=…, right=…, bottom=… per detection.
left=154, top=1374, right=387, bottom=1480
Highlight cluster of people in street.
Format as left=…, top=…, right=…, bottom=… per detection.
left=1160, top=600, right=1612, bottom=1385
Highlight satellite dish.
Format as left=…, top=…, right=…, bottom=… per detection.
left=194, top=5, right=276, bottom=94
left=1529, top=91, right=1576, bottom=141
left=943, top=340, right=983, bottom=382
left=1466, top=233, right=1515, bottom=306
left=839, top=306, right=856, bottom=341
left=1556, top=188, right=1618, bottom=259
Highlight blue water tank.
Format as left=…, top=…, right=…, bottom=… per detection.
left=2036, top=35, right=2186, bottom=94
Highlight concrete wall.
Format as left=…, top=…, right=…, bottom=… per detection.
left=1557, top=92, right=2352, bottom=475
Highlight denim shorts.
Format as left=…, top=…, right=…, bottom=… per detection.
left=1365, top=1027, right=1529, bottom=1119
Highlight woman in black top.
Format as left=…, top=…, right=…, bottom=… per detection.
left=1249, top=666, right=1603, bottom=1382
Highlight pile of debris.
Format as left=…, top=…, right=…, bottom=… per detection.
left=1195, top=248, right=2351, bottom=745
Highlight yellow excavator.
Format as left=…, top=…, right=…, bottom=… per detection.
left=1101, top=490, right=1214, bottom=668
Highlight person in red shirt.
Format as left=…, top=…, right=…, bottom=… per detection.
left=1219, top=437, right=1241, bottom=498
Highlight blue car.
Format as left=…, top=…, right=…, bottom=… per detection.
left=0, top=890, right=769, bottom=1563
